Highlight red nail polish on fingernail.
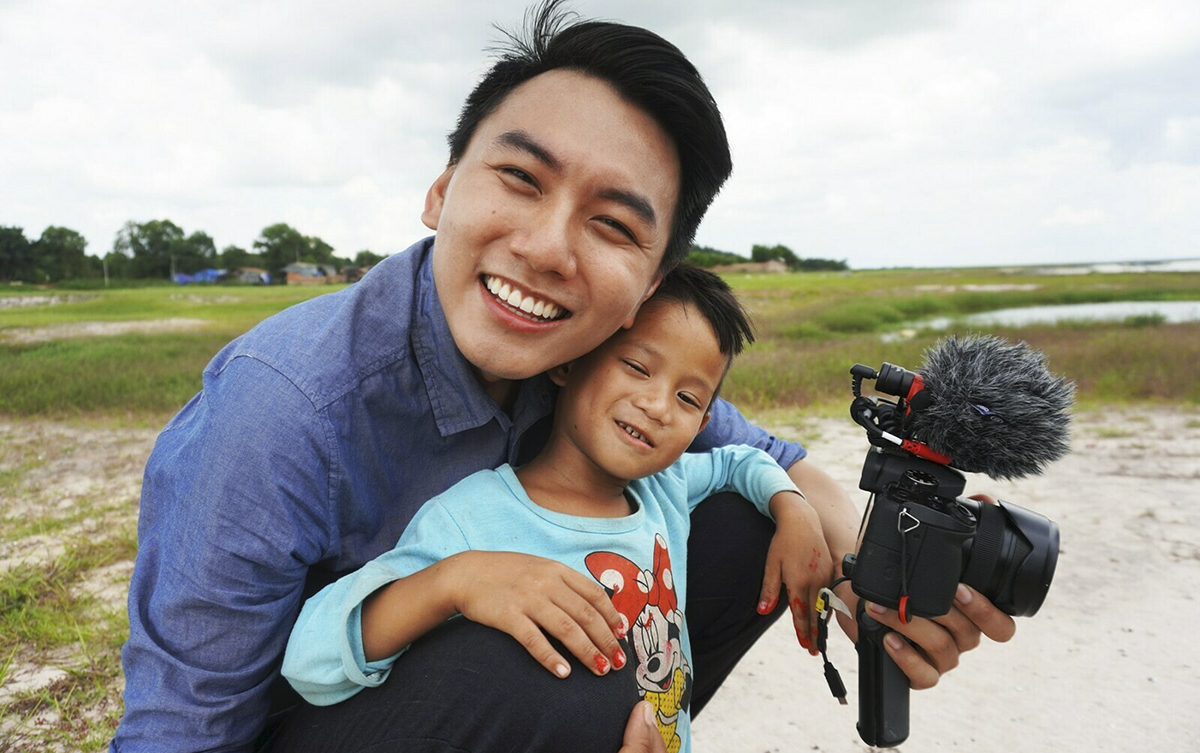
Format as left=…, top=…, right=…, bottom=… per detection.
left=593, top=653, right=610, bottom=673
left=795, top=622, right=810, bottom=649
left=612, top=649, right=626, bottom=670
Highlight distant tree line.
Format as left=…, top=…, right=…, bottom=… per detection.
left=686, top=243, right=849, bottom=272
left=0, top=221, right=389, bottom=285
left=2, top=223, right=848, bottom=285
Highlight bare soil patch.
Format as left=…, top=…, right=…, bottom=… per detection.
left=0, top=318, right=209, bottom=344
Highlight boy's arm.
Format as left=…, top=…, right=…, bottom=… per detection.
left=677, top=443, right=800, bottom=516
left=674, top=445, right=834, bottom=647
left=282, top=501, right=468, bottom=706
left=284, top=496, right=629, bottom=705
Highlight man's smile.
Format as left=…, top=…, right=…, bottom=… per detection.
left=482, top=275, right=569, bottom=322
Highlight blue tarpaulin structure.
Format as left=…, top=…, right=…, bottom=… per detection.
left=173, top=268, right=228, bottom=284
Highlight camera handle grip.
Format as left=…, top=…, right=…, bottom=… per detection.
left=855, top=599, right=910, bottom=748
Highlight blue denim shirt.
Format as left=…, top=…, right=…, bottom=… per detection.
left=112, top=236, right=806, bottom=753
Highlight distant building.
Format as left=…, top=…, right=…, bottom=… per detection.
left=281, top=263, right=345, bottom=285
left=710, top=260, right=788, bottom=274
left=235, top=267, right=271, bottom=285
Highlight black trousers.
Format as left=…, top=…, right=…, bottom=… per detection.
left=265, top=493, right=787, bottom=752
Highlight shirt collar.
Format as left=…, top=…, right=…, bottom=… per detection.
left=411, top=238, right=556, bottom=438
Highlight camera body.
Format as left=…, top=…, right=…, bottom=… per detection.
left=844, top=445, right=1059, bottom=622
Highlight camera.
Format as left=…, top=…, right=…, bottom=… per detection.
left=841, top=357, right=1062, bottom=747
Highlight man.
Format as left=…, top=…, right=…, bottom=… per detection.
left=112, top=3, right=1014, bottom=751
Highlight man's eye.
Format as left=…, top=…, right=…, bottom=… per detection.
left=501, top=167, right=536, bottom=186
left=599, top=217, right=636, bottom=242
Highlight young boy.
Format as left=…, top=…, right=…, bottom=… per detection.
left=280, top=266, right=832, bottom=752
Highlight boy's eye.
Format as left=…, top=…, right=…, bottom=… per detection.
left=622, top=359, right=649, bottom=376
left=678, top=393, right=702, bottom=409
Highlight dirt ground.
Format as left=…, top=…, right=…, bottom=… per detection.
left=1, top=407, right=1198, bottom=751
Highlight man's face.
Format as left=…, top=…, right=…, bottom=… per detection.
left=424, top=69, right=680, bottom=384
left=550, top=299, right=728, bottom=485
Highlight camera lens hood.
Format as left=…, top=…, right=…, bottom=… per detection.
left=961, top=499, right=1060, bottom=617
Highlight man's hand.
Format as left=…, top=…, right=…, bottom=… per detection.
left=618, top=702, right=667, bottom=753
left=790, top=460, right=1018, bottom=688
left=853, top=583, right=1016, bottom=688
left=446, top=550, right=628, bottom=679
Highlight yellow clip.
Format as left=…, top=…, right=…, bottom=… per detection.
left=816, top=587, right=852, bottom=619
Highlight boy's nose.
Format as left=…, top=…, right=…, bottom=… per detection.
left=635, top=389, right=670, bottom=424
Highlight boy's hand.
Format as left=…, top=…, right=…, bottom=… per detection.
left=444, top=550, right=628, bottom=679
left=757, top=490, right=833, bottom=655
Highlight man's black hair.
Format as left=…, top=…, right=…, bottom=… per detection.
left=650, top=263, right=755, bottom=361
left=447, top=0, right=732, bottom=272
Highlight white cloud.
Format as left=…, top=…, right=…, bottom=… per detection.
left=2, top=0, right=1198, bottom=267
left=1042, top=206, right=1105, bottom=227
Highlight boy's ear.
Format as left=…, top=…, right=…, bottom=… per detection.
left=548, top=362, right=572, bottom=387
left=697, top=410, right=711, bottom=436
left=621, top=272, right=664, bottom=330
left=421, top=165, right=455, bottom=231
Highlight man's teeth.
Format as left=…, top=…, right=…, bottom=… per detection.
left=484, top=276, right=561, bottom=320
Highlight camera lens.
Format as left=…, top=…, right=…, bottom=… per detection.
left=959, top=499, right=1060, bottom=617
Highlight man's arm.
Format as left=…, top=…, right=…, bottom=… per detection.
left=114, top=358, right=333, bottom=753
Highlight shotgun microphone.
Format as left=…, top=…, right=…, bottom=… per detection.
left=907, top=334, right=1075, bottom=480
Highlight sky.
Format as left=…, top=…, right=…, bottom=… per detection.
left=2, top=0, right=1198, bottom=270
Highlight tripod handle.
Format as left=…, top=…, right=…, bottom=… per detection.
left=855, top=600, right=910, bottom=747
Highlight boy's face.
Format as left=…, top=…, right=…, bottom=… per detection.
left=423, top=69, right=680, bottom=385
left=551, top=298, right=729, bottom=485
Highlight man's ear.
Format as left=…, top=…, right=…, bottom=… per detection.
left=621, top=272, right=664, bottom=329
left=548, top=362, right=572, bottom=387
left=421, top=165, right=456, bottom=231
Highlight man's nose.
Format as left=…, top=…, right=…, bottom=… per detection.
left=512, top=204, right=578, bottom=279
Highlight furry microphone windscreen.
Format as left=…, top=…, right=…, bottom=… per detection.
left=909, top=335, right=1075, bottom=480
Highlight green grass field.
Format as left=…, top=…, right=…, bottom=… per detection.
left=3, top=267, right=1198, bottom=423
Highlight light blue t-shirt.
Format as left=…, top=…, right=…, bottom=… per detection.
left=283, top=444, right=799, bottom=753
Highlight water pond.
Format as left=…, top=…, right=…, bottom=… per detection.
left=926, top=300, right=1200, bottom=329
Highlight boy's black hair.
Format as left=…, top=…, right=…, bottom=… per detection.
left=447, top=0, right=732, bottom=273
left=649, top=263, right=755, bottom=362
